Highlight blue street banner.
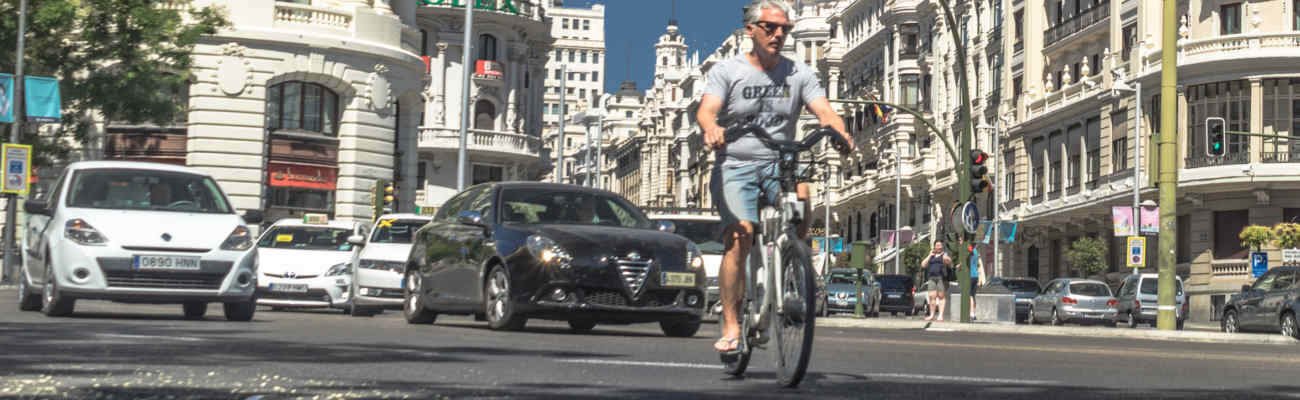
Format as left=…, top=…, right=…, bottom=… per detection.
left=829, top=237, right=844, bottom=253
left=1252, top=251, right=1268, bottom=278
left=0, top=74, right=13, bottom=123
left=812, top=237, right=826, bottom=254
left=24, top=76, right=62, bottom=123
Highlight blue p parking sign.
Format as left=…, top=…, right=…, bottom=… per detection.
left=1251, top=252, right=1268, bottom=278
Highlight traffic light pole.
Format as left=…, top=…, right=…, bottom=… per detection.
left=936, top=0, right=975, bottom=324
left=1156, top=0, right=1179, bottom=330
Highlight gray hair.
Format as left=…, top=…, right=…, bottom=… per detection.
left=743, top=0, right=793, bottom=25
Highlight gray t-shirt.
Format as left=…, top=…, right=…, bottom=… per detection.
left=704, top=55, right=826, bottom=165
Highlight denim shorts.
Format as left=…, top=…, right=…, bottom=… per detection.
left=711, top=161, right=802, bottom=240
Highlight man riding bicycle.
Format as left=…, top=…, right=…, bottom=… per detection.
left=697, top=0, right=854, bottom=354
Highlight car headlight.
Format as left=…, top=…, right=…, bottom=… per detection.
left=686, top=242, right=704, bottom=270
left=526, top=234, right=572, bottom=268
left=326, top=263, right=351, bottom=277
left=220, top=225, right=253, bottom=251
left=65, top=219, right=107, bottom=246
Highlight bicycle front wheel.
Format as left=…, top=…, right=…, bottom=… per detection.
left=772, top=240, right=816, bottom=388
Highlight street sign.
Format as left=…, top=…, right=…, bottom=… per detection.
left=1283, top=249, right=1300, bottom=264
left=961, top=201, right=980, bottom=234
left=1, top=143, right=32, bottom=195
left=1251, top=252, right=1269, bottom=278
left=1126, top=236, right=1145, bottom=268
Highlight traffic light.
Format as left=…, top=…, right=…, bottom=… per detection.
left=372, top=179, right=389, bottom=220
left=1206, top=117, right=1226, bottom=157
left=969, top=149, right=990, bottom=194
left=383, top=181, right=396, bottom=210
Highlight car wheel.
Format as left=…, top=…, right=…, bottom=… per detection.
left=17, top=264, right=41, bottom=311
left=1051, top=308, right=1064, bottom=326
left=1127, top=312, right=1139, bottom=329
left=567, top=320, right=597, bottom=333
left=402, top=272, right=437, bottom=324
left=1027, top=305, right=1036, bottom=325
left=1281, top=312, right=1299, bottom=340
left=1221, top=310, right=1239, bottom=333
left=182, top=302, right=207, bottom=320
left=223, top=300, right=256, bottom=321
left=484, top=265, right=526, bottom=331
left=660, top=319, right=702, bottom=337
left=41, top=265, right=75, bottom=317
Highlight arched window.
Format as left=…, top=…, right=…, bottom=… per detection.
left=474, top=100, right=496, bottom=130
left=478, top=34, right=498, bottom=61
left=267, top=81, right=339, bottom=136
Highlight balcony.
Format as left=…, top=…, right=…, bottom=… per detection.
left=1024, top=78, right=1105, bottom=122
left=1262, top=149, right=1300, bottom=163
left=419, top=127, right=543, bottom=162
left=1043, top=1, right=1110, bottom=48
left=1143, top=32, right=1300, bottom=74
left=274, top=2, right=353, bottom=32
left=1185, top=152, right=1249, bottom=169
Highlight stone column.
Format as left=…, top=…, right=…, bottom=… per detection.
left=1250, top=78, right=1263, bottom=163
left=437, top=42, right=450, bottom=125
left=400, top=96, right=419, bottom=211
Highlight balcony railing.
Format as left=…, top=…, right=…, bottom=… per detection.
left=1185, top=152, right=1249, bottom=169
left=1025, top=78, right=1105, bottom=121
left=1262, top=150, right=1300, bottom=163
left=1143, top=32, right=1300, bottom=73
left=274, top=2, right=352, bottom=30
left=1043, top=0, right=1110, bottom=47
left=1211, top=261, right=1250, bottom=277
left=419, top=127, right=543, bottom=160
left=1014, top=40, right=1023, bottom=53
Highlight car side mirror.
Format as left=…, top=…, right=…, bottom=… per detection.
left=1242, top=284, right=1252, bottom=293
left=656, top=220, right=676, bottom=233
left=458, top=210, right=486, bottom=227
left=23, top=200, right=51, bottom=216
left=242, top=209, right=264, bottom=224
left=347, top=234, right=365, bottom=246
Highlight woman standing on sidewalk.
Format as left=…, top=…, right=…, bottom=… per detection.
left=923, top=241, right=951, bottom=322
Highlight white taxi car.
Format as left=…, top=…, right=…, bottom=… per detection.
left=17, top=161, right=262, bottom=321
left=254, top=216, right=367, bottom=311
left=645, top=210, right=724, bottom=316
left=346, top=213, right=431, bottom=316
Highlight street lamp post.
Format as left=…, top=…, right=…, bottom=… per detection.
left=1113, top=71, right=1142, bottom=240
left=456, top=1, right=474, bottom=191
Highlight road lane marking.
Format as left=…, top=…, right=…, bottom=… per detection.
left=865, top=373, right=1060, bottom=386
left=556, top=359, right=718, bottom=369
left=93, top=333, right=206, bottom=342
left=822, top=336, right=1300, bottom=365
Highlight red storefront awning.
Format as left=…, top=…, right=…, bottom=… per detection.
left=268, top=163, right=337, bottom=190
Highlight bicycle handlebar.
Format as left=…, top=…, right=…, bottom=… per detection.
left=723, top=123, right=851, bottom=154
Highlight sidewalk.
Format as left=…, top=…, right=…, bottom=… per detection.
left=816, top=315, right=1299, bottom=346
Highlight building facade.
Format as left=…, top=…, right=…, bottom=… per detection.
left=541, top=3, right=606, bottom=185
left=95, top=0, right=555, bottom=223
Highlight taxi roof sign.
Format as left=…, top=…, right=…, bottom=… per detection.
left=303, top=213, right=329, bottom=225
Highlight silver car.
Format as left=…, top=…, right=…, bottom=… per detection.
left=1028, top=278, right=1118, bottom=326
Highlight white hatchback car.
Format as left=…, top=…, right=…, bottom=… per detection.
left=346, top=213, right=431, bottom=316
left=17, top=161, right=262, bottom=320
left=254, top=217, right=367, bottom=311
left=645, top=211, right=723, bottom=316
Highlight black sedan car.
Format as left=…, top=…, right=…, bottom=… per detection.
left=401, top=183, right=708, bottom=337
left=875, top=274, right=915, bottom=316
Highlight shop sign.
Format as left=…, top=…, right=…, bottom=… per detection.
left=475, top=60, right=504, bottom=79
left=269, top=164, right=337, bottom=191
left=419, top=0, right=520, bottom=15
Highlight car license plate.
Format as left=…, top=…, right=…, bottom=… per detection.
left=661, top=272, right=695, bottom=287
left=887, top=294, right=902, bottom=298
left=1085, top=313, right=1102, bottom=319
left=269, top=283, right=308, bottom=293
left=133, top=255, right=201, bottom=271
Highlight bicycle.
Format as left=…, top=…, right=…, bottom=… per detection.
left=718, top=121, right=850, bottom=388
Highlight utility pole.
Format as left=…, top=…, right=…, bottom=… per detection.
left=937, top=0, right=975, bottom=323
left=1133, top=81, right=1142, bottom=245
left=991, top=121, right=999, bottom=277
left=3, top=0, right=28, bottom=284
left=456, top=2, right=474, bottom=191
left=1156, top=0, right=1179, bottom=330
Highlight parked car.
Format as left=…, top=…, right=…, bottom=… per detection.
left=645, top=210, right=722, bottom=317
left=402, top=183, right=707, bottom=336
left=346, top=213, right=431, bottom=316
left=1028, top=278, right=1118, bottom=326
left=1114, top=273, right=1187, bottom=330
left=985, top=276, right=1042, bottom=323
left=16, top=161, right=262, bottom=320
left=912, top=279, right=957, bottom=317
left=824, top=268, right=880, bottom=316
left=875, top=274, right=915, bottom=316
left=254, top=216, right=368, bottom=311
left=1221, top=266, right=1299, bottom=339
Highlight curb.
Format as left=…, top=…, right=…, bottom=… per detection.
left=816, top=317, right=1299, bottom=346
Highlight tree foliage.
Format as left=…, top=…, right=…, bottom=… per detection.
left=1239, top=225, right=1275, bottom=252
left=1065, top=236, right=1109, bottom=278
left=0, top=0, right=229, bottom=166
left=900, top=242, right=931, bottom=281
left=1273, top=222, right=1300, bottom=250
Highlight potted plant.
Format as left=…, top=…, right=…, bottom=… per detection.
left=1239, top=225, right=1275, bottom=253
left=1065, top=236, right=1109, bottom=278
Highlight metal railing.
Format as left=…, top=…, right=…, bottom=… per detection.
left=1262, top=150, right=1300, bottom=163
left=1043, top=0, right=1110, bottom=47
left=1185, top=151, right=1249, bottom=169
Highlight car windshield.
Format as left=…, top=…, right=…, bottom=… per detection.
left=828, top=271, right=858, bottom=285
left=1138, top=278, right=1184, bottom=296
left=877, top=276, right=912, bottom=289
left=369, top=219, right=426, bottom=244
left=65, top=169, right=232, bottom=213
left=258, top=226, right=355, bottom=251
left=663, top=219, right=723, bottom=254
left=1070, top=283, right=1111, bottom=296
left=499, top=189, right=651, bottom=229
left=1004, top=280, right=1041, bottom=292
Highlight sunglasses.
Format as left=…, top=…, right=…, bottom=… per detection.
left=751, top=20, right=794, bottom=36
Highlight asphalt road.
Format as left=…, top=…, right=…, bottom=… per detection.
left=2, top=288, right=1298, bottom=399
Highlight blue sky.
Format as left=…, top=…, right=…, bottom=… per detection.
left=562, top=0, right=753, bottom=94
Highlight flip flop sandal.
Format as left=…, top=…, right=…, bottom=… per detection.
left=715, top=337, right=743, bottom=356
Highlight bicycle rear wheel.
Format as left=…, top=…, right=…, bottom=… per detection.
left=772, top=240, right=816, bottom=388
